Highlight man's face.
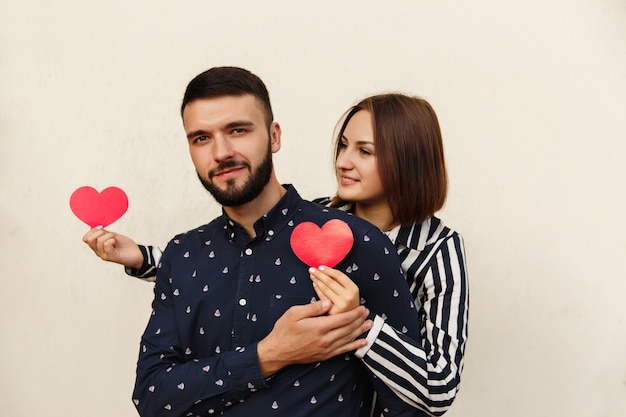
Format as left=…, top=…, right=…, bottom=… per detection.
left=183, top=94, right=281, bottom=207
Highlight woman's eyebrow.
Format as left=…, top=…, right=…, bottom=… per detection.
left=342, top=134, right=374, bottom=145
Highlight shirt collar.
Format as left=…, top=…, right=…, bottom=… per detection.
left=331, top=201, right=405, bottom=247
left=222, top=184, right=303, bottom=242
left=394, top=217, right=441, bottom=251
left=384, top=224, right=401, bottom=245
left=330, top=200, right=438, bottom=252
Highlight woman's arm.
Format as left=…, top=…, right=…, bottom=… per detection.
left=82, top=228, right=143, bottom=268
left=310, top=233, right=469, bottom=416
left=359, top=233, right=468, bottom=416
left=124, top=244, right=161, bottom=281
left=82, top=228, right=160, bottom=281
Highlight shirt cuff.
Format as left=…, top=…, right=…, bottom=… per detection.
left=355, top=314, right=385, bottom=358
left=124, top=245, right=157, bottom=281
left=225, top=343, right=270, bottom=392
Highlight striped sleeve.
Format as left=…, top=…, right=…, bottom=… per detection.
left=124, top=244, right=162, bottom=282
left=356, top=228, right=469, bottom=416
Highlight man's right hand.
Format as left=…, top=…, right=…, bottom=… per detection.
left=82, top=228, right=143, bottom=270
left=257, top=300, right=373, bottom=377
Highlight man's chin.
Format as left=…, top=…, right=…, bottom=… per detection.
left=203, top=182, right=259, bottom=207
left=196, top=148, right=272, bottom=207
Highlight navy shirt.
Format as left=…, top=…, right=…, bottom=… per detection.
left=133, top=186, right=420, bottom=417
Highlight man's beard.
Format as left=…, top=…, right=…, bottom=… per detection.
left=197, top=145, right=273, bottom=207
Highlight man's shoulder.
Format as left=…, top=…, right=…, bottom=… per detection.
left=298, top=200, right=378, bottom=234
left=164, top=217, right=224, bottom=250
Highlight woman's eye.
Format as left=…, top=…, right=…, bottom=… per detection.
left=360, top=148, right=372, bottom=155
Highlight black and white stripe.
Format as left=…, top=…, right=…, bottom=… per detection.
left=363, top=217, right=469, bottom=416
left=125, top=245, right=161, bottom=282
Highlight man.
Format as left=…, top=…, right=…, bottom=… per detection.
left=125, top=67, right=420, bottom=416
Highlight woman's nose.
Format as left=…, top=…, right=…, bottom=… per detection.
left=335, top=150, right=353, bottom=170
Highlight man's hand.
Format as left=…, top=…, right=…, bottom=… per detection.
left=82, top=228, right=143, bottom=270
left=257, top=300, right=372, bottom=377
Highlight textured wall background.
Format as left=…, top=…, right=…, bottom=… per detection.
left=1, top=1, right=625, bottom=416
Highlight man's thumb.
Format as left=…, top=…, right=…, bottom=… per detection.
left=306, top=299, right=332, bottom=317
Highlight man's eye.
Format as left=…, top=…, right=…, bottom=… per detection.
left=194, top=136, right=209, bottom=143
left=232, top=128, right=247, bottom=135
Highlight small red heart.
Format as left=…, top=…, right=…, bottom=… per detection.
left=69, top=186, right=129, bottom=227
left=290, top=219, right=354, bottom=268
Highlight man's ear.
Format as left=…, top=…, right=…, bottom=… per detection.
left=269, top=122, right=282, bottom=153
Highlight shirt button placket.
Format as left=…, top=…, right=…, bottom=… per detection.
left=240, top=248, right=252, bottom=307
left=233, top=246, right=253, bottom=349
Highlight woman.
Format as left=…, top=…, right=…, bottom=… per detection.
left=309, top=94, right=468, bottom=415
left=84, top=93, right=468, bottom=416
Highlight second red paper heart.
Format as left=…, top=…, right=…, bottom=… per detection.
left=290, top=219, right=354, bottom=268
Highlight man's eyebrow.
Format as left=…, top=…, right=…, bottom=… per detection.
left=187, top=129, right=208, bottom=140
left=186, top=121, right=255, bottom=140
left=225, top=120, right=254, bottom=129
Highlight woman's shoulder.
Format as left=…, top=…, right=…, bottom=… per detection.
left=397, top=217, right=464, bottom=251
left=312, top=196, right=332, bottom=206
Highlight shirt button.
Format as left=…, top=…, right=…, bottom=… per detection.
left=245, top=248, right=253, bottom=255
left=267, top=230, right=274, bottom=236
left=208, top=409, right=215, bottom=414
left=239, top=298, right=247, bottom=306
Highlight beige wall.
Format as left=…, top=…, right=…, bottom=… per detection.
left=1, top=0, right=625, bottom=416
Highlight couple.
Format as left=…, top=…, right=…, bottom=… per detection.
left=84, top=67, right=468, bottom=417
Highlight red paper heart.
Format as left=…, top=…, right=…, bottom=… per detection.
left=290, top=219, right=354, bottom=268
left=69, top=186, right=129, bottom=227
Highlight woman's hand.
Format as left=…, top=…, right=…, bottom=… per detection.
left=82, top=228, right=143, bottom=270
left=309, top=266, right=361, bottom=314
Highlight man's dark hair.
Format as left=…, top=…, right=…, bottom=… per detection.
left=181, top=66, right=274, bottom=128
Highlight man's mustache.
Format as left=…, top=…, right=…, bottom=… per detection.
left=208, top=160, right=250, bottom=180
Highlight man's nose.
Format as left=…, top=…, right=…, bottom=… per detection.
left=213, top=135, right=235, bottom=161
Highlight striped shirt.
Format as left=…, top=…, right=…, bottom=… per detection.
left=359, top=216, right=468, bottom=415
left=128, top=198, right=469, bottom=416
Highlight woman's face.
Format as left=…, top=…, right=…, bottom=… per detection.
left=335, top=110, right=386, bottom=207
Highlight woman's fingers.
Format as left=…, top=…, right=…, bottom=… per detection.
left=309, top=266, right=361, bottom=314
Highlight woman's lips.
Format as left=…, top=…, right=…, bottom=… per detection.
left=340, top=176, right=359, bottom=185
